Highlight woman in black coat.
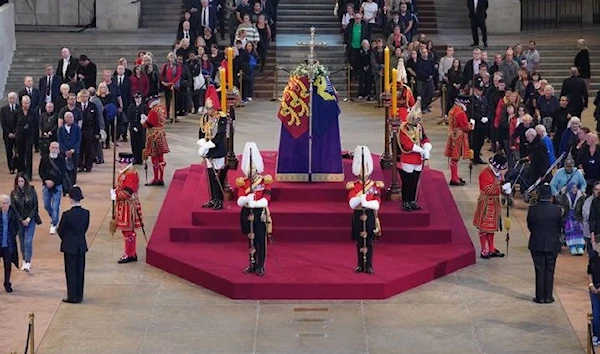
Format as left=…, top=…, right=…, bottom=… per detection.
left=575, top=39, right=591, bottom=92
left=10, top=173, right=42, bottom=273
left=0, top=194, right=21, bottom=292
left=15, top=96, right=38, bottom=180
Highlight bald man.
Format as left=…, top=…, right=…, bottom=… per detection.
left=57, top=47, right=79, bottom=83
left=18, top=76, right=41, bottom=152
left=560, top=67, right=588, bottom=118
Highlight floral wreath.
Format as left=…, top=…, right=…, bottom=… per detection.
left=290, top=61, right=329, bottom=78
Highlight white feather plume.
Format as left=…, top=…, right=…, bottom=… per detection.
left=352, top=145, right=373, bottom=177
left=241, top=142, right=264, bottom=176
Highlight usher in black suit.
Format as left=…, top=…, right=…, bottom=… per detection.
left=467, top=0, right=488, bottom=46
left=57, top=204, right=89, bottom=303
left=0, top=103, right=18, bottom=172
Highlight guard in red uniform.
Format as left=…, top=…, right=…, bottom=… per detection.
left=141, top=95, right=170, bottom=186
left=398, top=98, right=432, bottom=211
left=473, top=153, right=511, bottom=259
left=347, top=145, right=383, bottom=275
left=444, top=95, right=474, bottom=186
left=110, top=152, right=143, bottom=263
left=236, top=142, right=273, bottom=276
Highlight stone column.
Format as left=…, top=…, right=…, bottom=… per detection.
left=0, top=3, right=16, bottom=100
left=486, top=0, right=521, bottom=34
left=96, top=0, right=140, bottom=31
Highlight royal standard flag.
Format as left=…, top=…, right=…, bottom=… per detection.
left=311, top=75, right=340, bottom=137
left=277, top=76, right=311, bottom=139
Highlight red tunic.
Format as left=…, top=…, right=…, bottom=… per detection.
left=116, top=167, right=143, bottom=231
left=396, top=85, right=416, bottom=122
left=444, top=104, right=472, bottom=160
left=472, top=167, right=502, bottom=233
left=346, top=180, right=383, bottom=204
left=398, top=122, right=430, bottom=166
left=237, top=174, right=273, bottom=234
left=144, top=104, right=170, bottom=156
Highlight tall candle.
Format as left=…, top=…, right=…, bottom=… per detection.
left=227, top=47, right=234, bottom=90
left=384, top=47, right=390, bottom=93
left=391, top=68, right=398, bottom=118
left=220, top=67, right=227, bottom=113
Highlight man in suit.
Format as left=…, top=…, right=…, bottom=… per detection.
left=467, top=0, right=488, bottom=47
left=77, top=55, right=97, bottom=90
left=560, top=67, right=588, bottom=118
left=58, top=112, right=82, bottom=190
left=57, top=186, right=89, bottom=304
left=198, top=0, right=219, bottom=34
left=39, top=64, right=61, bottom=111
left=114, top=66, right=132, bottom=141
left=177, top=21, right=197, bottom=46
left=0, top=194, right=20, bottom=293
left=88, top=87, right=105, bottom=164
left=527, top=183, right=562, bottom=304
left=77, top=89, right=100, bottom=172
left=57, top=47, right=79, bottom=84
left=19, top=76, right=42, bottom=152
left=0, top=92, right=19, bottom=173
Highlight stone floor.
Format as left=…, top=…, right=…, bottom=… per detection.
left=0, top=97, right=590, bottom=354
left=2, top=27, right=599, bottom=354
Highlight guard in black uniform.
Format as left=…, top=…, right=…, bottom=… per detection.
left=127, top=92, right=148, bottom=165
left=197, top=97, right=228, bottom=210
left=57, top=186, right=89, bottom=304
left=469, top=75, right=491, bottom=165
left=236, top=142, right=273, bottom=276
left=346, top=145, right=383, bottom=274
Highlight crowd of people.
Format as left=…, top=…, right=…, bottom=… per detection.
left=173, top=0, right=277, bottom=110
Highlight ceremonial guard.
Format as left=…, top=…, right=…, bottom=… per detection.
left=110, top=153, right=143, bottom=263
left=347, top=145, right=382, bottom=274
left=395, top=61, right=415, bottom=122
left=473, top=153, right=511, bottom=259
left=398, top=98, right=432, bottom=211
left=197, top=97, right=228, bottom=210
left=141, top=95, right=169, bottom=186
left=444, top=95, right=474, bottom=186
left=127, top=92, right=148, bottom=165
left=236, top=142, right=272, bottom=276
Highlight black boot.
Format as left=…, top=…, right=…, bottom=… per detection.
left=255, top=267, right=265, bottom=276
left=402, top=201, right=412, bottom=211
left=202, top=168, right=217, bottom=208
left=354, top=266, right=364, bottom=273
left=243, top=265, right=255, bottom=273
left=409, top=201, right=422, bottom=211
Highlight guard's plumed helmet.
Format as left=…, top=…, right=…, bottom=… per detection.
left=352, top=145, right=374, bottom=178
left=396, top=58, right=407, bottom=84
left=241, top=142, right=264, bottom=176
left=407, top=97, right=423, bottom=124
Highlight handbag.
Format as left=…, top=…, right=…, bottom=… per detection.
left=193, top=74, right=205, bottom=91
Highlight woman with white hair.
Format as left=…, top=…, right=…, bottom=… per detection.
left=575, top=39, right=591, bottom=92
left=535, top=124, right=556, bottom=165
left=0, top=194, right=20, bottom=292
left=53, top=83, right=71, bottom=114
left=559, top=116, right=581, bottom=157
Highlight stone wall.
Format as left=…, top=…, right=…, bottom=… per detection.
left=0, top=3, right=16, bottom=100
left=487, top=0, right=521, bottom=33
left=96, top=0, right=140, bottom=31
left=9, top=0, right=94, bottom=26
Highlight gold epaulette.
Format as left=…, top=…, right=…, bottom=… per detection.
left=236, top=177, right=246, bottom=187
left=375, top=181, right=384, bottom=188
left=346, top=181, right=355, bottom=190
left=219, top=111, right=228, bottom=118
left=263, top=174, right=273, bottom=184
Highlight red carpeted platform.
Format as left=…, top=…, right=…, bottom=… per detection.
left=146, top=152, right=476, bottom=299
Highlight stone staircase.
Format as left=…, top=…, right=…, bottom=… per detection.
left=277, top=0, right=339, bottom=35
left=3, top=44, right=172, bottom=99
left=432, top=0, right=470, bottom=34
left=415, top=0, right=438, bottom=35
left=140, top=0, right=182, bottom=29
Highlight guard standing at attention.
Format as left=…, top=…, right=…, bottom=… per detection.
left=347, top=145, right=382, bottom=274
left=236, top=142, right=273, bottom=277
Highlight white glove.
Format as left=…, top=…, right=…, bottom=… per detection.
left=502, top=182, right=512, bottom=194
left=470, top=119, right=475, bottom=127
left=412, top=144, right=424, bottom=154
left=133, top=127, right=138, bottom=133
left=110, top=188, right=116, bottom=201
left=140, top=114, right=148, bottom=124
left=423, top=150, right=430, bottom=160
left=237, top=196, right=248, bottom=207
left=481, top=117, right=488, bottom=124
left=361, top=199, right=380, bottom=211
left=198, top=147, right=207, bottom=157
left=349, top=196, right=361, bottom=209
left=252, top=198, right=268, bottom=208
left=197, top=138, right=207, bottom=146
left=423, top=142, right=432, bottom=153
left=360, top=194, right=367, bottom=202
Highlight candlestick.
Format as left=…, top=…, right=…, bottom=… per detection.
left=384, top=47, right=390, bottom=93
left=391, top=69, right=398, bottom=118
left=227, top=47, right=234, bottom=90
left=219, top=68, right=227, bottom=113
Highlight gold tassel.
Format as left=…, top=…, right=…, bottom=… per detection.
left=504, top=216, right=511, bottom=231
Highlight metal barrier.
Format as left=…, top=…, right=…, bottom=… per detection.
left=521, top=0, right=583, bottom=30
left=588, top=312, right=597, bottom=354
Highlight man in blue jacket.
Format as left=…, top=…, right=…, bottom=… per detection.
left=550, top=157, right=586, bottom=196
